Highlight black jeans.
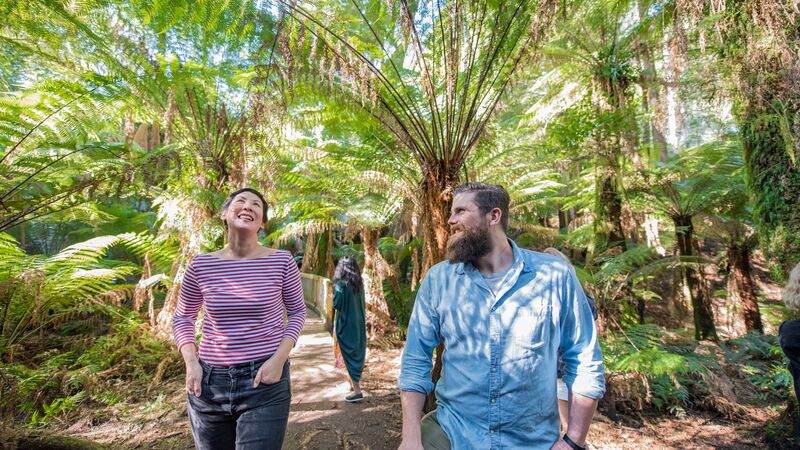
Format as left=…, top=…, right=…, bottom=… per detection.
left=187, top=358, right=291, bottom=450
left=781, top=320, right=800, bottom=405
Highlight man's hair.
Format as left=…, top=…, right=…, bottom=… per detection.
left=453, top=182, right=510, bottom=231
left=221, top=188, right=269, bottom=228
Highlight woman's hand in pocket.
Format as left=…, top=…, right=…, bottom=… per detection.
left=253, top=357, right=284, bottom=387
left=185, top=360, right=203, bottom=397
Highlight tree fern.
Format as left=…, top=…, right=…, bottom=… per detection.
left=0, top=231, right=177, bottom=359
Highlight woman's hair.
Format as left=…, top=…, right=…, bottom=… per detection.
left=783, top=262, right=800, bottom=311
left=542, top=247, right=571, bottom=264
left=543, top=246, right=582, bottom=279
left=221, top=188, right=268, bottom=228
left=333, top=257, right=363, bottom=293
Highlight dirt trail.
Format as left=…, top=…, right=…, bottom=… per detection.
left=284, top=314, right=403, bottom=450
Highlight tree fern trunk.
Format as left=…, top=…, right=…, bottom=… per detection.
left=728, top=242, right=763, bottom=334
left=592, top=76, right=628, bottom=254
left=595, top=166, right=626, bottom=252
left=156, top=254, right=188, bottom=334
left=361, top=226, right=395, bottom=339
left=418, top=165, right=459, bottom=413
left=155, top=204, right=208, bottom=336
left=674, top=215, right=717, bottom=341
left=419, top=165, right=459, bottom=274
left=300, top=233, right=318, bottom=274
left=424, top=342, right=445, bottom=413
left=325, top=231, right=335, bottom=280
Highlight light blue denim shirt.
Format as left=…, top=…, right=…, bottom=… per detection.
left=398, top=240, right=605, bottom=450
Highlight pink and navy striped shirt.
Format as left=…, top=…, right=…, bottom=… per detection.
left=173, top=251, right=307, bottom=366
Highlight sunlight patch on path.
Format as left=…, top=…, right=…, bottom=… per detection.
left=290, top=313, right=352, bottom=408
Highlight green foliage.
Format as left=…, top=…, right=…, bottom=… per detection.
left=629, top=137, right=746, bottom=220
left=578, top=244, right=674, bottom=326
left=722, top=332, right=792, bottom=402
left=5, top=313, right=176, bottom=425
left=0, top=0, right=796, bottom=436
left=376, top=236, right=421, bottom=329
left=744, top=109, right=800, bottom=279
left=605, top=324, right=793, bottom=415
left=0, top=232, right=176, bottom=360
left=603, top=325, right=708, bottom=412
left=384, top=281, right=415, bottom=331
left=29, top=392, right=86, bottom=427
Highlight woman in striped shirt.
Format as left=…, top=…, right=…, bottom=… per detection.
left=173, top=188, right=307, bottom=450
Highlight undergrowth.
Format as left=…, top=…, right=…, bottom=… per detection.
left=2, top=311, right=179, bottom=427
left=603, top=324, right=790, bottom=416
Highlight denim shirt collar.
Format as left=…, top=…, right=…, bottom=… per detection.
left=454, top=238, right=533, bottom=275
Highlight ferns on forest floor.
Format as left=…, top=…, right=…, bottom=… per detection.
left=604, top=324, right=791, bottom=416
left=0, top=231, right=176, bottom=359
left=4, top=313, right=178, bottom=426
left=0, top=231, right=180, bottom=426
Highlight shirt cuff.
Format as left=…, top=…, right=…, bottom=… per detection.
left=565, top=373, right=606, bottom=400
left=174, top=332, right=195, bottom=351
left=397, top=376, right=435, bottom=394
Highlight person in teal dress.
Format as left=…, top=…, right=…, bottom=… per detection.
left=333, top=257, right=367, bottom=402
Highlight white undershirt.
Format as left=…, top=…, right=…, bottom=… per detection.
left=480, top=263, right=514, bottom=297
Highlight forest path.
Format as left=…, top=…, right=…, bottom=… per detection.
left=284, top=311, right=403, bottom=449
left=290, top=313, right=348, bottom=405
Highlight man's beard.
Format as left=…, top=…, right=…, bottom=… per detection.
left=445, top=220, right=492, bottom=264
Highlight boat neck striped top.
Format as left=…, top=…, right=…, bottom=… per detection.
left=173, top=250, right=307, bottom=366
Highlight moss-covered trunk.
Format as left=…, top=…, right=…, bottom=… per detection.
left=727, top=4, right=800, bottom=280
left=743, top=112, right=800, bottom=280
left=595, top=164, right=626, bottom=252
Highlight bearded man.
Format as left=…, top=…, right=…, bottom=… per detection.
left=397, top=182, right=605, bottom=450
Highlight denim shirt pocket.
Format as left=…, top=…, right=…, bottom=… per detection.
left=504, top=304, right=551, bottom=363
left=502, top=305, right=552, bottom=417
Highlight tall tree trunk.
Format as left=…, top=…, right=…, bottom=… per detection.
left=156, top=250, right=189, bottom=334
left=592, top=75, right=629, bottom=254
left=728, top=241, right=763, bottom=334
left=300, top=233, right=318, bottom=274
left=419, top=166, right=459, bottom=273
left=595, top=164, right=626, bottom=252
left=743, top=108, right=800, bottom=278
left=674, top=215, right=717, bottom=341
left=410, top=244, right=421, bottom=292
left=133, top=253, right=152, bottom=313
left=155, top=203, right=208, bottom=336
left=418, top=165, right=459, bottom=413
left=714, top=0, right=799, bottom=277
left=325, top=231, right=335, bottom=280
left=361, top=227, right=396, bottom=339
left=637, top=0, right=668, bottom=163
left=558, top=207, right=569, bottom=230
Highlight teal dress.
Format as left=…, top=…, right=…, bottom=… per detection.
left=333, top=281, right=366, bottom=382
